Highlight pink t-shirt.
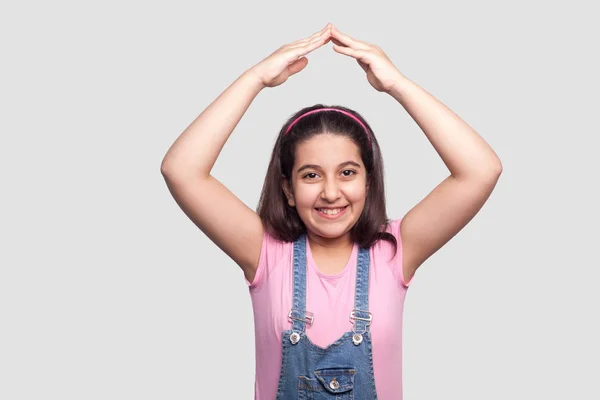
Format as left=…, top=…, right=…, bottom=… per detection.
left=244, top=218, right=412, bottom=400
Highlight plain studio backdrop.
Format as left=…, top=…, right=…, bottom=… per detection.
left=1, top=1, right=598, bottom=399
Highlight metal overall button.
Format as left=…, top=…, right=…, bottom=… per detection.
left=329, top=377, right=340, bottom=390
left=352, top=333, right=363, bottom=345
left=290, top=332, right=300, bottom=344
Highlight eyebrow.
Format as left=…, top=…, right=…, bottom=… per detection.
left=297, top=161, right=362, bottom=174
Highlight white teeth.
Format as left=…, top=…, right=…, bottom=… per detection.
left=317, top=207, right=345, bottom=215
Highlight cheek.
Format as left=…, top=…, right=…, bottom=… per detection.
left=293, top=187, right=320, bottom=207
left=347, top=182, right=368, bottom=202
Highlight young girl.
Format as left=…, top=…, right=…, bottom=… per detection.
left=161, top=23, right=502, bottom=400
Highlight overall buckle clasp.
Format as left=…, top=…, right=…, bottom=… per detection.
left=349, top=309, right=372, bottom=324
left=288, top=309, right=314, bottom=326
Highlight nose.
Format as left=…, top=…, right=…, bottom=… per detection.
left=321, top=178, right=341, bottom=202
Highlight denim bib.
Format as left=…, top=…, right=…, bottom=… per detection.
left=275, top=233, right=378, bottom=399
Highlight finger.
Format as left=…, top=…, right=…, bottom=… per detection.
left=290, top=29, right=329, bottom=53
left=289, top=23, right=331, bottom=46
left=331, top=25, right=370, bottom=50
left=332, top=43, right=367, bottom=61
left=333, top=44, right=371, bottom=74
left=330, top=37, right=344, bottom=47
left=303, top=24, right=331, bottom=46
left=295, top=28, right=329, bottom=47
left=292, top=34, right=329, bottom=58
left=314, top=23, right=332, bottom=38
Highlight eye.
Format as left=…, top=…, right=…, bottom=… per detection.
left=302, top=172, right=319, bottom=179
left=342, top=170, right=357, bottom=177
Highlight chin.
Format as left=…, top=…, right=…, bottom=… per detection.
left=312, top=227, right=347, bottom=239
left=306, top=218, right=356, bottom=239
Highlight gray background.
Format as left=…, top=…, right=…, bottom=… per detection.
left=2, top=0, right=599, bottom=399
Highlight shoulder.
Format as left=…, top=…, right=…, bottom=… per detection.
left=372, top=218, right=403, bottom=254
left=371, top=218, right=411, bottom=288
left=385, top=218, right=402, bottom=236
left=245, top=228, right=292, bottom=291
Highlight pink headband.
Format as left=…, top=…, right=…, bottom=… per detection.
left=284, top=108, right=372, bottom=148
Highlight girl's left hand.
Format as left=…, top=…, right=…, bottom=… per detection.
left=330, top=25, right=405, bottom=94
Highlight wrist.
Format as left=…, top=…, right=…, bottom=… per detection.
left=242, top=68, right=267, bottom=91
left=387, top=73, right=413, bottom=99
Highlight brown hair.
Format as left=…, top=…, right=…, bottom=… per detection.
left=256, top=104, right=397, bottom=253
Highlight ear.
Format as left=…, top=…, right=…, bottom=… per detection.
left=281, top=176, right=296, bottom=207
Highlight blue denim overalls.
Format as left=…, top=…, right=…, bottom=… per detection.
left=275, top=233, right=378, bottom=399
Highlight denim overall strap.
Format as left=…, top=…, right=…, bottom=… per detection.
left=351, top=246, right=372, bottom=335
left=289, top=233, right=312, bottom=336
left=275, top=237, right=379, bottom=399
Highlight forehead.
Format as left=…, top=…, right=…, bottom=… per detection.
left=294, top=134, right=362, bottom=166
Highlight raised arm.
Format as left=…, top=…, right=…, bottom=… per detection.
left=390, top=76, right=503, bottom=284
left=329, top=25, right=503, bottom=285
left=160, top=24, right=333, bottom=283
left=160, top=70, right=266, bottom=282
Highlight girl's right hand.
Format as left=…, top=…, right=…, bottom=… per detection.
left=250, top=23, right=332, bottom=89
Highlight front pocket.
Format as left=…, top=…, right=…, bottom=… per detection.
left=298, top=368, right=356, bottom=399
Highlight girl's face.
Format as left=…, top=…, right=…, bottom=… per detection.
left=282, top=133, right=368, bottom=244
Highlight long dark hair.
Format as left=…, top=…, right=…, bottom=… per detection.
left=257, top=104, right=397, bottom=253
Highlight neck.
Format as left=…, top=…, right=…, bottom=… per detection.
left=306, top=231, right=354, bottom=254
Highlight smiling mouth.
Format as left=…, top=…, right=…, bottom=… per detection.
left=315, top=205, right=349, bottom=216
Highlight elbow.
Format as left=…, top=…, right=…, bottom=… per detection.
left=481, top=160, right=503, bottom=181
left=490, top=159, right=503, bottom=177
left=493, top=156, right=503, bottom=176
left=160, top=158, right=175, bottom=177
left=481, top=152, right=503, bottom=178
left=461, top=158, right=503, bottom=183
left=160, top=157, right=186, bottom=178
left=160, top=158, right=210, bottom=181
